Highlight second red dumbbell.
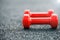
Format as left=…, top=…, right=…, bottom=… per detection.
left=22, top=14, right=58, bottom=29
left=24, top=9, right=54, bottom=17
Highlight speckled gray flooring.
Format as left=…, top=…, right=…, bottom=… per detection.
left=0, top=0, right=60, bottom=40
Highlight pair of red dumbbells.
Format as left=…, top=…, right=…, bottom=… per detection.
left=22, top=9, right=58, bottom=29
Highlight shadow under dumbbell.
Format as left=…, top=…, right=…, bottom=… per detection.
left=23, top=25, right=58, bottom=32
left=23, top=27, right=57, bottom=32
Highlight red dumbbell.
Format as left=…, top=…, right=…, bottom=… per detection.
left=22, top=14, right=58, bottom=29
left=24, top=9, right=54, bottom=17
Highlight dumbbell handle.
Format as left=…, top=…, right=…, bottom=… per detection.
left=31, top=17, right=51, bottom=24
left=30, top=12, right=51, bottom=17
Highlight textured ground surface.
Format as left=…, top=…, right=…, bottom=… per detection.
left=0, top=0, right=60, bottom=40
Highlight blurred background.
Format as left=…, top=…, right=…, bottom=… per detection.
left=0, top=0, right=60, bottom=40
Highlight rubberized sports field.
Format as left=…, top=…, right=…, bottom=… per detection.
left=0, top=0, right=60, bottom=40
